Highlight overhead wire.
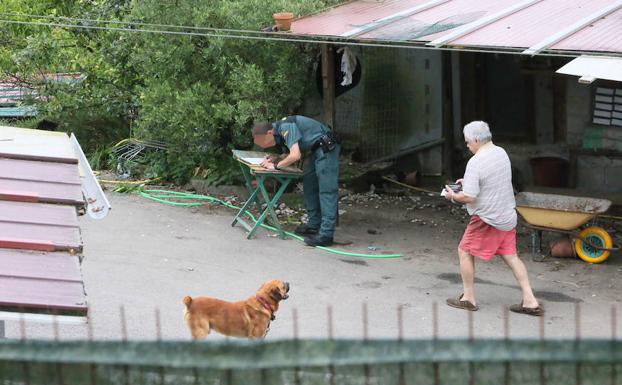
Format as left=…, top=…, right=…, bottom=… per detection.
left=0, top=11, right=268, bottom=36
left=0, top=12, right=600, bottom=58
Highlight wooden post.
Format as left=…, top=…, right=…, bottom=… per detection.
left=553, top=75, right=567, bottom=143
left=0, top=320, right=4, bottom=339
left=321, top=44, right=336, bottom=130
left=443, top=51, right=457, bottom=178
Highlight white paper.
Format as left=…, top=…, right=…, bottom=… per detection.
left=245, top=157, right=266, bottom=165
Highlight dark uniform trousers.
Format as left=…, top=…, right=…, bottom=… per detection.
left=303, top=144, right=341, bottom=238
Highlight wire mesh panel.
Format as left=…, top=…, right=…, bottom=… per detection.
left=331, top=46, right=444, bottom=173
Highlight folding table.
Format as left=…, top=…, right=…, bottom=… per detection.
left=232, top=150, right=303, bottom=239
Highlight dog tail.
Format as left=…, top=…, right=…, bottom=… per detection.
left=183, top=296, right=192, bottom=307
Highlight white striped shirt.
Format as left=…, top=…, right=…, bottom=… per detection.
left=462, top=143, right=517, bottom=231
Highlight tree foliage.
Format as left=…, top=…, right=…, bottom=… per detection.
left=0, top=0, right=340, bottom=183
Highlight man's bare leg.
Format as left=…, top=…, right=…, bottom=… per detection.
left=459, top=249, right=476, bottom=305
left=500, top=254, right=539, bottom=308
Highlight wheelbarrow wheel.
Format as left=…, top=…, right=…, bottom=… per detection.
left=575, top=226, right=612, bottom=263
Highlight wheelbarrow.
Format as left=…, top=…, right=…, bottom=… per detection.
left=516, top=192, right=619, bottom=263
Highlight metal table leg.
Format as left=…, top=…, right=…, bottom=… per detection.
left=250, top=175, right=291, bottom=239
left=232, top=166, right=294, bottom=239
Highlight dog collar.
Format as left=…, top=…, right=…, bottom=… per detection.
left=256, top=295, right=274, bottom=315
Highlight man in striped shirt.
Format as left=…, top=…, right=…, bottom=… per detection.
left=443, top=121, right=542, bottom=316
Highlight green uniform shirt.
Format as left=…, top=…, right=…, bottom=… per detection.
left=273, top=115, right=329, bottom=151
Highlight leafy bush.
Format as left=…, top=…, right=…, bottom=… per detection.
left=0, top=0, right=341, bottom=184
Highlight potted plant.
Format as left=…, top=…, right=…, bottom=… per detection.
left=272, top=12, right=294, bottom=31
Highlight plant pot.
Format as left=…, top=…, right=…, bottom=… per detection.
left=273, top=12, right=294, bottom=31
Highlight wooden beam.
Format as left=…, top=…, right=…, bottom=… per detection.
left=321, top=44, right=336, bottom=130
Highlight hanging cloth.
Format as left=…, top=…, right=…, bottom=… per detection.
left=337, top=47, right=357, bottom=86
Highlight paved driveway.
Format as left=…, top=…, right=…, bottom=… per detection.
left=4, top=192, right=621, bottom=340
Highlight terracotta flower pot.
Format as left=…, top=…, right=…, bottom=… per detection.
left=273, top=12, right=294, bottom=31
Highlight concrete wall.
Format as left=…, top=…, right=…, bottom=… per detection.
left=504, top=78, right=622, bottom=192
left=503, top=74, right=568, bottom=188
left=567, top=80, right=622, bottom=192
left=566, top=80, right=592, bottom=146
left=454, top=54, right=620, bottom=193
left=534, top=73, right=555, bottom=145
left=303, top=49, right=621, bottom=192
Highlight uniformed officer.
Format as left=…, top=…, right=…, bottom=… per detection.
left=252, top=115, right=340, bottom=247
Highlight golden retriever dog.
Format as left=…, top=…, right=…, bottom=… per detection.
left=183, top=279, right=290, bottom=339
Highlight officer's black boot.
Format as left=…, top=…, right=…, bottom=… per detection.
left=295, top=224, right=319, bottom=236
left=304, top=234, right=334, bottom=247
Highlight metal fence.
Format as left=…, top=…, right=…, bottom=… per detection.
left=1, top=302, right=620, bottom=384
left=0, top=338, right=620, bottom=385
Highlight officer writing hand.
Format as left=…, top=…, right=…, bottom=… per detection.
left=261, top=160, right=276, bottom=169
left=260, top=155, right=278, bottom=169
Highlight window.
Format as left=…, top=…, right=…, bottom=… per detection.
left=592, top=87, right=622, bottom=127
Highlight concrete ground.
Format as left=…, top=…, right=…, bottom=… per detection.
left=4, top=190, right=621, bottom=341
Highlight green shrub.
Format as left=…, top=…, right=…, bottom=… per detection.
left=1, top=0, right=342, bottom=185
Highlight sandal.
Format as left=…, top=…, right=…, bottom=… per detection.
left=509, top=302, right=544, bottom=317
left=446, top=293, right=479, bottom=311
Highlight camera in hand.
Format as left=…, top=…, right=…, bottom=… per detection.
left=447, top=183, right=462, bottom=193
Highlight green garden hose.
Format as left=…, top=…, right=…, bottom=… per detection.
left=139, top=189, right=402, bottom=259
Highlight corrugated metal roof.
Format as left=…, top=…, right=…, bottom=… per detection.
left=0, top=179, right=84, bottom=205
left=0, top=201, right=79, bottom=227
left=290, top=0, right=622, bottom=55
left=0, top=221, right=82, bottom=252
left=449, top=0, right=613, bottom=49
left=0, top=106, right=37, bottom=117
left=0, top=250, right=86, bottom=315
left=0, top=126, right=88, bottom=318
left=0, top=158, right=80, bottom=184
left=0, top=126, right=78, bottom=163
left=553, top=8, right=622, bottom=53
left=361, top=0, right=515, bottom=41
left=0, top=83, right=37, bottom=104
left=0, top=157, right=83, bottom=205
left=0, top=74, right=81, bottom=117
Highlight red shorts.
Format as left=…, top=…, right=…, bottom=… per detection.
left=459, top=215, right=517, bottom=261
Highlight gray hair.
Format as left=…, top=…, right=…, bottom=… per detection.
left=463, top=121, right=492, bottom=143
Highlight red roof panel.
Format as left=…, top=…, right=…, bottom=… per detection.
left=293, top=0, right=434, bottom=36
left=360, top=0, right=515, bottom=41
left=451, top=0, right=614, bottom=49
left=0, top=248, right=86, bottom=316
left=290, top=0, right=622, bottom=55
left=553, top=7, right=622, bottom=53
left=0, top=201, right=79, bottom=227
left=0, top=157, right=83, bottom=205
left=0, top=126, right=88, bottom=318
left=0, top=179, right=84, bottom=205
left=0, top=249, right=82, bottom=282
left=0, top=221, right=82, bottom=252
left=0, top=276, right=86, bottom=315
left=0, top=158, right=80, bottom=184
